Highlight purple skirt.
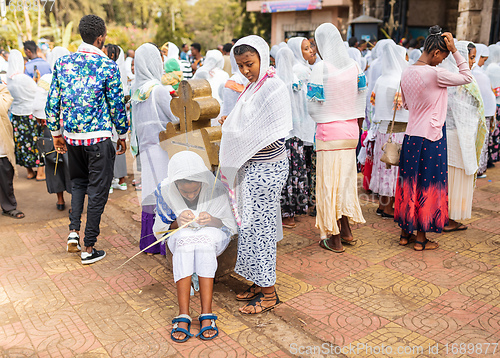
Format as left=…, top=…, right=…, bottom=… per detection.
left=139, top=205, right=166, bottom=255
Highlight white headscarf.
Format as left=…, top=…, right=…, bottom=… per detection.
left=270, top=45, right=280, bottom=59
left=131, top=43, right=162, bottom=102
left=484, top=44, right=500, bottom=68
left=474, top=44, right=489, bottom=68
left=193, top=49, right=224, bottom=79
left=408, top=49, right=421, bottom=65
left=160, top=151, right=237, bottom=234
left=220, top=35, right=292, bottom=188
left=308, top=23, right=366, bottom=123
left=287, top=37, right=308, bottom=66
left=167, top=42, right=180, bottom=60
left=372, top=42, right=408, bottom=129
left=7, top=49, right=37, bottom=116
left=348, top=47, right=365, bottom=70
left=6, top=49, right=24, bottom=79
left=116, top=47, right=129, bottom=93
left=442, top=41, right=486, bottom=175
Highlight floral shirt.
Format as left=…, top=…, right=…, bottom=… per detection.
left=45, top=45, right=128, bottom=144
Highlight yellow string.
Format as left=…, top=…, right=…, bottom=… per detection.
left=43, top=149, right=59, bottom=176
left=116, top=218, right=198, bottom=270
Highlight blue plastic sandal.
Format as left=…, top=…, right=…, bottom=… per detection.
left=171, top=314, right=194, bottom=343
left=196, top=313, right=219, bottom=341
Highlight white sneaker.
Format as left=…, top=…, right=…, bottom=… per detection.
left=67, top=232, right=81, bottom=253
left=81, top=249, right=106, bottom=264
left=113, top=182, right=127, bottom=191
left=109, top=186, right=113, bottom=194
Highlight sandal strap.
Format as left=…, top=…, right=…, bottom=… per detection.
left=199, top=314, right=217, bottom=323
left=172, top=314, right=192, bottom=325
left=171, top=327, right=194, bottom=338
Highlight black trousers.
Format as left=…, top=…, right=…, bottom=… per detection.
left=67, top=139, right=115, bottom=247
left=0, top=158, right=16, bottom=212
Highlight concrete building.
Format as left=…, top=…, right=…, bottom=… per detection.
left=246, top=0, right=500, bottom=44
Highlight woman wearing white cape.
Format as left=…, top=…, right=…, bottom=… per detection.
left=153, top=151, right=237, bottom=342
left=442, top=41, right=487, bottom=231
left=473, top=44, right=496, bottom=176
left=7, top=49, right=44, bottom=180
left=485, top=45, right=500, bottom=163
left=307, top=23, right=366, bottom=253
left=279, top=38, right=316, bottom=227
left=33, top=46, right=72, bottom=210
left=193, top=49, right=229, bottom=109
left=132, top=43, right=179, bottom=255
left=219, top=35, right=292, bottom=314
left=369, top=42, right=409, bottom=218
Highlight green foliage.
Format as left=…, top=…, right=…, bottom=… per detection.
left=238, top=0, right=271, bottom=41
left=182, top=0, right=243, bottom=53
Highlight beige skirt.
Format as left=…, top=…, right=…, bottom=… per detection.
left=448, top=166, right=474, bottom=221
left=316, top=148, right=365, bottom=238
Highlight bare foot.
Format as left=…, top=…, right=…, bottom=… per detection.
left=236, top=284, right=261, bottom=300
left=414, top=240, right=439, bottom=251
left=200, top=317, right=217, bottom=338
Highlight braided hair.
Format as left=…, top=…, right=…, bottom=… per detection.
left=423, top=25, right=448, bottom=54
left=233, top=44, right=258, bottom=57
left=105, top=44, right=120, bottom=62
left=467, top=42, right=476, bottom=53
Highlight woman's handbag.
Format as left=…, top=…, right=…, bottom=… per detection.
left=37, top=136, right=63, bottom=164
left=380, top=88, right=403, bottom=169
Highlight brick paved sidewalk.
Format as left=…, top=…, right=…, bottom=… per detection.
left=1, top=166, right=500, bottom=357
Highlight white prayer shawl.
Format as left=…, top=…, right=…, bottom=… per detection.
left=193, top=50, right=229, bottom=106
left=473, top=44, right=489, bottom=68
left=276, top=47, right=315, bottom=143
left=125, top=57, right=135, bottom=82
left=308, top=23, right=366, bottom=124
left=442, top=41, right=483, bottom=175
left=116, top=47, right=129, bottom=94
left=33, top=47, right=70, bottom=119
left=132, top=43, right=179, bottom=205
left=373, top=42, right=409, bottom=133
left=6, top=49, right=37, bottom=116
left=408, top=49, right=421, bottom=65
left=484, top=44, right=500, bottom=69
left=132, top=43, right=162, bottom=101
left=348, top=47, right=365, bottom=71
left=220, top=35, right=292, bottom=189
left=158, top=151, right=237, bottom=235
left=270, top=45, right=280, bottom=59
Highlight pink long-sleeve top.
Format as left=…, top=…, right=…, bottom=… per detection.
left=401, top=51, right=473, bottom=142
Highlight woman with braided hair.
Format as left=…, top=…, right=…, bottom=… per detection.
left=395, top=26, right=473, bottom=250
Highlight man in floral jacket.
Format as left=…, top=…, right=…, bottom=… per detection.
left=46, top=14, right=128, bottom=265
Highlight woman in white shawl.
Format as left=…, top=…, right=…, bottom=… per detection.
left=307, top=23, right=366, bottom=253
left=7, top=49, right=44, bottom=180
left=193, top=49, right=229, bottom=108
left=473, top=44, right=496, bottom=177
left=153, top=151, right=236, bottom=342
left=442, top=41, right=487, bottom=232
left=219, top=35, right=292, bottom=314
left=132, top=43, right=179, bottom=255
left=369, top=42, right=409, bottom=218
left=486, top=45, right=500, bottom=163
left=32, top=46, right=72, bottom=211
left=280, top=37, right=316, bottom=227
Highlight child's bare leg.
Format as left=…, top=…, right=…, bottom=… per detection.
left=199, top=276, right=216, bottom=338
left=173, top=276, right=191, bottom=340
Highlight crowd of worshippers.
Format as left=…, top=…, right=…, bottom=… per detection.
left=0, top=12, right=495, bottom=342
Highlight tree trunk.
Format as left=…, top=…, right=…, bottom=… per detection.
left=22, top=0, right=32, bottom=40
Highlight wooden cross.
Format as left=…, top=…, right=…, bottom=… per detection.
left=159, top=79, right=222, bottom=169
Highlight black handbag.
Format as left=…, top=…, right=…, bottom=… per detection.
left=37, top=137, right=63, bottom=164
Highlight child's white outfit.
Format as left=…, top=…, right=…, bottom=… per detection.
left=153, top=151, right=237, bottom=282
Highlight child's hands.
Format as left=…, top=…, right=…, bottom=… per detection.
left=178, top=210, right=195, bottom=226
left=197, top=212, right=212, bottom=226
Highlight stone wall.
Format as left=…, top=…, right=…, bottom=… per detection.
left=456, top=0, right=484, bottom=41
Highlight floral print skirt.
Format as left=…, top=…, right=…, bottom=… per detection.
left=281, top=137, right=309, bottom=217
left=11, top=114, right=44, bottom=169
